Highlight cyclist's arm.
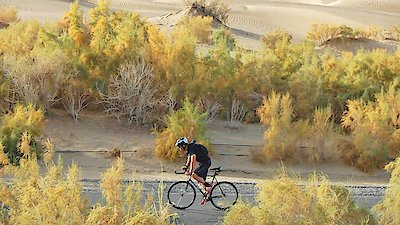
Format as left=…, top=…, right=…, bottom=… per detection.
left=182, top=155, right=191, bottom=170
left=185, top=155, right=191, bottom=167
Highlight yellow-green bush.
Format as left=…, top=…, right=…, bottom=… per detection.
left=155, top=99, right=211, bottom=161
left=0, top=6, right=18, bottom=25
left=308, top=105, right=338, bottom=162
left=177, top=16, right=213, bottom=43
left=221, top=171, right=373, bottom=225
left=85, top=158, right=176, bottom=225
left=84, top=0, right=147, bottom=81
left=0, top=131, right=86, bottom=225
left=145, top=23, right=197, bottom=102
left=0, top=104, right=45, bottom=165
left=0, top=138, right=176, bottom=224
left=307, top=24, right=358, bottom=46
left=0, top=20, right=40, bottom=56
left=341, top=84, right=400, bottom=172
left=36, top=0, right=148, bottom=85
left=257, top=93, right=342, bottom=163
left=373, top=157, right=400, bottom=224
left=261, top=29, right=292, bottom=52
left=256, top=92, right=306, bottom=161
left=210, top=28, right=236, bottom=50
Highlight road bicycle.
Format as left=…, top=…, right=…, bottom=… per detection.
left=167, top=166, right=238, bottom=210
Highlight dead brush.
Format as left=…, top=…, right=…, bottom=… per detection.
left=183, top=0, right=230, bottom=25
left=107, top=147, right=121, bottom=158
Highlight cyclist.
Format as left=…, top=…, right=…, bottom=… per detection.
left=175, top=137, right=212, bottom=204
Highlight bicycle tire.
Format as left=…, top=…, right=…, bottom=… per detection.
left=167, top=181, right=196, bottom=209
left=210, top=181, right=238, bottom=210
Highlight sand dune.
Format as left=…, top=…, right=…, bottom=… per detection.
left=321, top=38, right=398, bottom=54
left=335, top=0, right=400, bottom=14
left=1, top=0, right=399, bottom=48
left=224, top=2, right=399, bottom=48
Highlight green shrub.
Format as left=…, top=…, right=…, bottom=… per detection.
left=211, top=28, right=235, bottom=50
left=155, top=99, right=211, bottom=161
left=0, top=104, right=45, bottom=165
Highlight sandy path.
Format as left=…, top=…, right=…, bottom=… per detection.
left=42, top=109, right=391, bottom=185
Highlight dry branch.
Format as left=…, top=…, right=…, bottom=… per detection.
left=99, top=61, right=164, bottom=125
left=62, top=84, right=90, bottom=121
left=198, top=98, right=222, bottom=122
left=229, top=99, right=246, bottom=128
left=3, top=56, right=67, bottom=111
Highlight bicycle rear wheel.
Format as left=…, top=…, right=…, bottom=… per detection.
left=210, top=181, right=238, bottom=210
left=167, top=181, right=196, bottom=209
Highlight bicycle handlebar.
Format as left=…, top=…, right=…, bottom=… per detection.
left=174, top=170, right=186, bottom=174
left=175, top=166, right=190, bottom=174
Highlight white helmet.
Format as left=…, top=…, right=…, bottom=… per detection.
left=175, top=137, right=188, bottom=147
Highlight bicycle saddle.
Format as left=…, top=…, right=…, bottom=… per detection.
left=210, top=166, right=221, bottom=171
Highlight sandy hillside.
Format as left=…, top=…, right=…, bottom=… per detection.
left=1, top=0, right=398, bottom=184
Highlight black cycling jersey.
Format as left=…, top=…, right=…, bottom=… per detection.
left=187, top=143, right=210, bottom=163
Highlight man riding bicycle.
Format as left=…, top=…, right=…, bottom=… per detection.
left=175, top=137, right=212, bottom=204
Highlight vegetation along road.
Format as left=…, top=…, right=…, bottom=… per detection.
left=81, top=179, right=386, bottom=225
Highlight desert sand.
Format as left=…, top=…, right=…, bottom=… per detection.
left=1, top=0, right=399, bottom=184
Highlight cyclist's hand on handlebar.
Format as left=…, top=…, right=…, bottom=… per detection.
left=180, top=165, right=187, bottom=171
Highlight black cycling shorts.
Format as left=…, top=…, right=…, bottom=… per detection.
left=194, top=159, right=211, bottom=180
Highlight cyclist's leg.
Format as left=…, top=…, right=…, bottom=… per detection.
left=192, top=171, right=206, bottom=186
left=193, top=160, right=211, bottom=190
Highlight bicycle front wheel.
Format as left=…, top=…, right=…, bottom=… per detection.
left=167, top=181, right=196, bottom=209
left=210, top=181, right=238, bottom=210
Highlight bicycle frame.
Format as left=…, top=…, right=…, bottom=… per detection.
left=175, top=168, right=221, bottom=197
